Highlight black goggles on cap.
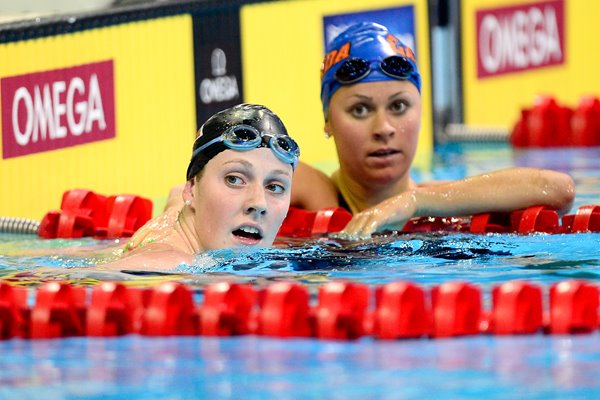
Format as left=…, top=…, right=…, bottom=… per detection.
left=334, top=55, right=414, bottom=84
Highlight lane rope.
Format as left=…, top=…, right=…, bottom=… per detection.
left=0, top=279, right=597, bottom=340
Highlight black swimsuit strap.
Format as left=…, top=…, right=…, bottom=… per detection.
left=337, top=191, right=353, bottom=214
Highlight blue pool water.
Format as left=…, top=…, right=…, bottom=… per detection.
left=2, top=335, right=600, bottom=399
left=1, top=144, right=600, bottom=399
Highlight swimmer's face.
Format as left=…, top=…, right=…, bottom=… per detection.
left=185, top=148, right=292, bottom=250
left=325, top=80, right=421, bottom=187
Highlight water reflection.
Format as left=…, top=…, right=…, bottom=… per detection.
left=1, top=334, right=600, bottom=399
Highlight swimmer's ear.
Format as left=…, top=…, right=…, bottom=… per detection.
left=182, top=180, right=194, bottom=208
left=324, top=121, right=332, bottom=139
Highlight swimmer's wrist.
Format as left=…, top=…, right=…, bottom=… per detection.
left=388, top=190, right=419, bottom=225
left=410, top=188, right=432, bottom=217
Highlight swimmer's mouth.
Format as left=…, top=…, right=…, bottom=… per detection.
left=369, top=148, right=400, bottom=157
left=232, top=225, right=263, bottom=241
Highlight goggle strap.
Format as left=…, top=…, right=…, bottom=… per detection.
left=190, top=125, right=299, bottom=169
left=191, top=135, right=225, bottom=160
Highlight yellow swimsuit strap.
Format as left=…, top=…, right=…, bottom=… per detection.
left=331, top=169, right=361, bottom=215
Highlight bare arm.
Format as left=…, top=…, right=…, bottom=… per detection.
left=290, top=161, right=339, bottom=211
left=415, top=167, right=574, bottom=216
left=341, top=167, right=575, bottom=238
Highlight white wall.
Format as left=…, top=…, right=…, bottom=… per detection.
left=0, top=0, right=114, bottom=13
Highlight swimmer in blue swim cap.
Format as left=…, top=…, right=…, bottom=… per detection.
left=319, top=22, right=425, bottom=216
left=289, top=22, right=575, bottom=239
left=107, top=104, right=299, bottom=270
left=320, top=22, right=421, bottom=118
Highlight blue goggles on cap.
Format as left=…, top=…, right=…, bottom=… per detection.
left=320, top=22, right=422, bottom=117
left=191, top=124, right=300, bottom=170
left=334, top=55, right=415, bottom=84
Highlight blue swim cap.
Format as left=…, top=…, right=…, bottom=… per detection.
left=320, top=22, right=421, bottom=117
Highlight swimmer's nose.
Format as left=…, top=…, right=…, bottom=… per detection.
left=246, top=205, right=267, bottom=216
left=245, top=185, right=267, bottom=217
left=372, top=111, right=395, bottom=141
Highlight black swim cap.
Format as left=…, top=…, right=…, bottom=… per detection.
left=186, top=104, right=291, bottom=181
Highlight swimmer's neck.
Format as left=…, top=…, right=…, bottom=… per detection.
left=173, top=206, right=203, bottom=254
left=337, top=169, right=415, bottom=212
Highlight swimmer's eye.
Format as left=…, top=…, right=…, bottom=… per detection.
left=349, top=103, right=371, bottom=118
left=266, top=183, right=286, bottom=194
left=390, top=99, right=408, bottom=114
left=225, top=175, right=245, bottom=186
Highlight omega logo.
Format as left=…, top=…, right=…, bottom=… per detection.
left=199, top=48, right=239, bottom=104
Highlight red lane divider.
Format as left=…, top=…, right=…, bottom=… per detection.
left=548, top=281, right=599, bottom=334
left=39, top=190, right=106, bottom=239
left=402, top=216, right=467, bottom=233
left=39, top=211, right=96, bottom=239
left=571, top=96, right=600, bottom=146
left=312, top=208, right=353, bottom=236
left=400, top=205, right=600, bottom=235
left=314, top=282, right=369, bottom=340
left=431, top=282, right=482, bottom=338
left=199, top=282, right=256, bottom=336
left=510, top=95, right=600, bottom=147
left=277, top=205, right=600, bottom=236
left=562, top=205, right=600, bottom=233
left=140, top=282, right=198, bottom=336
left=2, top=279, right=600, bottom=341
left=30, top=282, right=87, bottom=339
left=373, top=282, right=430, bottom=339
left=39, top=190, right=600, bottom=240
left=469, top=212, right=512, bottom=234
left=95, top=195, right=153, bottom=239
left=0, top=283, right=29, bottom=339
left=491, top=281, right=543, bottom=335
left=512, top=206, right=559, bottom=234
left=512, top=95, right=573, bottom=147
left=87, top=282, right=148, bottom=336
left=257, top=282, right=312, bottom=338
left=277, top=207, right=352, bottom=237
left=39, top=189, right=153, bottom=239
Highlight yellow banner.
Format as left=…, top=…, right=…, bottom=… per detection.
left=461, top=0, right=600, bottom=128
left=0, top=15, right=196, bottom=219
left=240, top=0, right=432, bottom=174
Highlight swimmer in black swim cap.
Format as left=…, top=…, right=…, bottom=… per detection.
left=106, top=104, right=299, bottom=271
left=186, top=104, right=299, bottom=181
